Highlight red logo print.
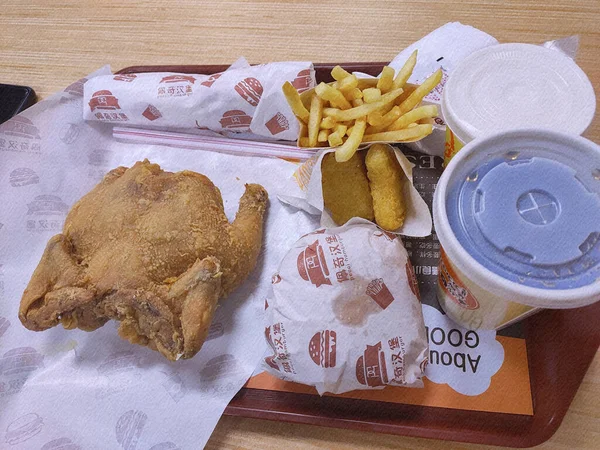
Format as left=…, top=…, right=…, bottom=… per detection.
left=265, top=112, right=290, bottom=135
left=356, top=342, right=388, bottom=387
left=142, top=104, right=162, bottom=121
left=89, top=90, right=121, bottom=111
left=160, top=75, right=196, bottom=84
left=201, top=73, right=222, bottom=88
left=297, top=240, right=332, bottom=287
left=234, top=77, right=263, bottom=106
left=219, top=110, right=252, bottom=130
left=264, top=355, right=280, bottom=371
left=405, top=262, right=421, bottom=301
left=365, top=278, right=394, bottom=309
left=308, top=330, right=337, bottom=368
left=374, top=230, right=397, bottom=241
left=113, top=74, right=137, bottom=82
left=291, top=69, right=313, bottom=93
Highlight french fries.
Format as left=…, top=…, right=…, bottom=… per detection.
left=282, top=52, right=441, bottom=162
left=393, top=50, right=418, bottom=89
left=377, top=66, right=395, bottom=93
left=362, top=124, right=433, bottom=143
left=282, top=81, right=310, bottom=122
left=308, top=95, right=323, bottom=147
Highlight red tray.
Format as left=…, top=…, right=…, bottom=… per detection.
left=116, top=63, right=600, bottom=448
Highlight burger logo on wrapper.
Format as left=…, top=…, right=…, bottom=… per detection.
left=160, top=75, right=197, bottom=85
left=406, top=262, right=421, bottom=301
left=365, top=278, right=394, bottom=310
left=0, top=116, right=42, bottom=154
left=297, top=240, right=332, bottom=287
left=115, top=410, right=147, bottom=450
left=199, top=354, right=247, bottom=394
left=9, top=168, right=39, bottom=187
left=142, top=104, right=162, bottom=121
left=95, top=351, right=142, bottom=400
left=201, top=73, right=222, bottom=88
left=234, top=77, right=263, bottom=106
left=27, top=195, right=68, bottom=216
left=291, top=69, right=313, bottom=93
left=158, top=75, right=196, bottom=97
left=25, top=195, right=68, bottom=232
left=41, top=437, right=81, bottom=450
left=89, top=90, right=121, bottom=111
left=89, top=90, right=129, bottom=122
left=308, top=330, right=337, bottom=368
left=0, top=347, right=44, bottom=376
left=113, top=74, right=137, bottom=82
left=63, top=77, right=88, bottom=96
left=356, top=342, right=388, bottom=387
left=219, top=110, right=252, bottom=130
left=265, top=112, right=290, bottom=135
left=4, top=413, right=43, bottom=445
left=97, top=351, right=140, bottom=376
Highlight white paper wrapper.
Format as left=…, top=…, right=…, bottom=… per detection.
left=385, top=23, right=580, bottom=157
left=262, top=219, right=428, bottom=395
left=83, top=58, right=315, bottom=142
left=0, top=67, right=320, bottom=449
left=279, top=145, right=433, bottom=237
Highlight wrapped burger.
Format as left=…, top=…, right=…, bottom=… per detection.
left=263, top=219, right=428, bottom=395
left=83, top=59, right=315, bottom=141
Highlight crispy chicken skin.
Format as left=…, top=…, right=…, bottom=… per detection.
left=19, top=160, right=268, bottom=360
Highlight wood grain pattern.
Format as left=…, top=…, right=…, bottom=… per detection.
left=1, top=1, right=599, bottom=448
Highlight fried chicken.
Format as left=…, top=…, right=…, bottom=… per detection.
left=19, top=160, right=268, bottom=360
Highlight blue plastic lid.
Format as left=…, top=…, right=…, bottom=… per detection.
left=446, top=133, right=600, bottom=290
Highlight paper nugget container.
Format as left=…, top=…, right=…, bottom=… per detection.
left=279, top=144, right=433, bottom=237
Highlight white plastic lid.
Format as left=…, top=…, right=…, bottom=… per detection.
left=442, top=43, right=596, bottom=143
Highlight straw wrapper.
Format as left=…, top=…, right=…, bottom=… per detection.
left=263, top=219, right=428, bottom=395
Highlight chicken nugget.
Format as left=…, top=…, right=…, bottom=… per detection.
left=365, top=144, right=406, bottom=231
left=322, top=152, right=374, bottom=225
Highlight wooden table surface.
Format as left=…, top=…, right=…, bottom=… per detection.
left=1, top=1, right=599, bottom=448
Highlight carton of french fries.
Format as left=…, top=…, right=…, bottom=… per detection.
left=282, top=51, right=442, bottom=163
left=279, top=53, right=436, bottom=236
